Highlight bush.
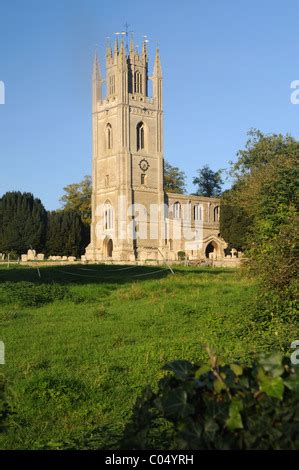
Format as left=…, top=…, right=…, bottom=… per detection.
left=7, top=250, right=19, bottom=261
left=0, top=374, right=12, bottom=433
left=3, top=282, right=68, bottom=307
left=123, top=351, right=299, bottom=449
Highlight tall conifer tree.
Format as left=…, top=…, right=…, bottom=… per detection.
left=0, top=192, right=46, bottom=254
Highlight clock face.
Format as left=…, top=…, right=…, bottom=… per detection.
left=139, top=159, right=150, bottom=172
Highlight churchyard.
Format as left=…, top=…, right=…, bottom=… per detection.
left=0, top=262, right=294, bottom=449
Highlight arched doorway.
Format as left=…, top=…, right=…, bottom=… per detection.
left=205, top=241, right=217, bottom=259
left=107, top=239, right=113, bottom=258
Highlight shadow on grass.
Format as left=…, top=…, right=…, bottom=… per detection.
left=0, top=264, right=235, bottom=286
left=0, top=264, right=171, bottom=286
left=176, top=267, right=236, bottom=276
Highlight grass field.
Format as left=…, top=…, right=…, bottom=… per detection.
left=0, top=263, right=291, bottom=449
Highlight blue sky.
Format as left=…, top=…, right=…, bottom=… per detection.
left=0, top=0, right=298, bottom=210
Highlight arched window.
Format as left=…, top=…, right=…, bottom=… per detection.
left=134, top=71, right=142, bottom=94
left=213, top=206, right=219, bottom=222
left=104, top=201, right=113, bottom=230
left=136, top=122, right=145, bottom=151
left=194, top=204, right=203, bottom=221
left=106, top=123, right=112, bottom=150
left=173, top=202, right=181, bottom=219
left=184, top=201, right=192, bottom=220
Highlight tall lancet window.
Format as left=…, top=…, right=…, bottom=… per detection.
left=104, top=201, right=114, bottom=230
left=214, top=206, right=220, bottom=222
left=136, top=122, right=145, bottom=151
left=134, top=71, right=142, bottom=94
left=109, top=75, right=115, bottom=95
left=194, top=204, right=203, bottom=221
left=106, top=123, right=112, bottom=150
left=173, top=202, right=181, bottom=219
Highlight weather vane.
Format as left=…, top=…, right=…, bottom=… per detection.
left=105, top=36, right=111, bottom=49
left=123, top=22, right=134, bottom=53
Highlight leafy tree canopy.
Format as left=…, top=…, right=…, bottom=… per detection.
left=164, top=161, right=186, bottom=194
left=60, top=175, right=92, bottom=224
left=220, top=191, right=252, bottom=251
left=193, top=165, right=223, bottom=197
left=222, top=129, right=299, bottom=320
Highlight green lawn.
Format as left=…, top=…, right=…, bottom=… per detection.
left=0, top=263, right=290, bottom=449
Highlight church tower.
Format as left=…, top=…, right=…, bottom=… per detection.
left=85, top=36, right=165, bottom=261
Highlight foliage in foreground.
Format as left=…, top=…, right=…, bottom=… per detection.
left=0, top=375, right=12, bottom=434
left=123, top=351, right=299, bottom=450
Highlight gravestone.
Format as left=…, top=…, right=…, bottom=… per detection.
left=27, top=249, right=36, bottom=261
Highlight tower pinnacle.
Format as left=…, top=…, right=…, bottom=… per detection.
left=92, top=49, right=101, bottom=80
left=114, top=37, right=118, bottom=57
left=153, top=47, right=162, bottom=77
left=92, top=49, right=102, bottom=110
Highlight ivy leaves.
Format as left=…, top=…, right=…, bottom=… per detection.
left=163, top=360, right=195, bottom=381
left=226, top=398, right=244, bottom=431
left=159, top=389, right=194, bottom=419
left=123, top=352, right=299, bottom=450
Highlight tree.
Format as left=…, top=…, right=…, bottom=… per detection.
left=45, top=210, right=89, bottom=258
left=164, top=161, right=186, bottom=194
left=193, top=165, right=223, bottom=197
left=220, top=189, right=252, bottom=251
left=45, top=211, right=64, bottom=256
left=0, top=192, right=47, bottom=254
left=60, top=175, right=92, bottom=224
left=227, top=129, right=299, bottom=321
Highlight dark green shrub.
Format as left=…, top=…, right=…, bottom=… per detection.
left=3, top=281, right=68, bottom=307
left=0, top=374, right=12, bottom=433
left=7, top=250, right=19, bottom=260
left=65, top=291, right=86, bottom=304
left=123, top=351, right=299, bottom=449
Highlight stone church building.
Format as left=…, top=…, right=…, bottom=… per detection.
left=85, top=36, right=227, bottom=262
